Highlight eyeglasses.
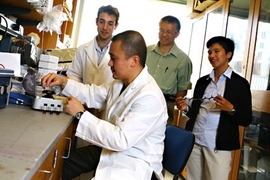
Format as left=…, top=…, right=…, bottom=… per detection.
left=159, top=29, right=176, bottom=35
left=185, top=96, right=215, bottom=102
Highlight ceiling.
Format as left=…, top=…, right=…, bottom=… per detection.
left=159, top=0, right=187, bottom=5
left=159, top=0, right=270, bottom=9
left=159, top=0, right=270, bottom=23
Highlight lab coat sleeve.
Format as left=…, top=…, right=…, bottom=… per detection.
left=75, top=92, right=167, bottom=152
left=61, top=79, right=109, bottom=109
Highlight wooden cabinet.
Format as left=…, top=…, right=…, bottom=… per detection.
left=237, top=90, right=270, bottom=180
left=31, top=122, right=74, bottom=180
left=0, top=0, right=78, bottom=50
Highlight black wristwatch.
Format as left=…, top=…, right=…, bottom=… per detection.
left=75, top=110, right=85, bottom=120
left=228, top=108, right=236, bottom=115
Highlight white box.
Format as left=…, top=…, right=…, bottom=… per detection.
left=40, top=54, right=59, bottom=64
left=38, top=61, right=58, bottom=70
left=0, top=52, right=21, bottom=77
left=37, top=68, right=57, bottom=76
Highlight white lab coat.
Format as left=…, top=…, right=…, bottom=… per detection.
left=66, top=38, right=114, bottom=85
left=62, top=67, right=168, bottom=180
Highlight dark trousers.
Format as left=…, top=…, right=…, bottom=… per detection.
left=62, top=144, right=159, bottom=180
left=163, top=94, right=176, bottom=126
left=166, top=100, right=175, bottom=126
left=62, top=145, right=102, bottom=180
left=151, top=173, right=159, bottom=180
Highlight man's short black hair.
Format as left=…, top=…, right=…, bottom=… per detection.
left=111, top=30, right=147, bottom=67
left=160, top=15, right=181, bottom=32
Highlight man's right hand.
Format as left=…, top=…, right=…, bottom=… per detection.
left=175, top=96, right=188, bottom=111
left=41, top=73, right=68, bottom=89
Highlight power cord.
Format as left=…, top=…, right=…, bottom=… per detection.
left=0, top=14, right=8, bottom=50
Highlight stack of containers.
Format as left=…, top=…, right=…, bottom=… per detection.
left=36, top=54, right=59, bottom=94
left=38, top=54, right=59, bottom=77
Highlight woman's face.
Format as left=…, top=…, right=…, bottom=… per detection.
left=207, top=43, right=232, bottom=71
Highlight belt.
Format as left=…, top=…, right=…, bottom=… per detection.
left=163, top=94, right=176, bottom=102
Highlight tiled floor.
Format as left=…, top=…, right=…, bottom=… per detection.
left=164, top=170, right=174, bottom=180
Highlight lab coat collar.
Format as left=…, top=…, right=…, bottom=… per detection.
left=118, top=66, right=149, bottom=98
left=83, top=39, right=111, bottom=68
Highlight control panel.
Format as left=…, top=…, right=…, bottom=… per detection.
left=32, top=96, right=64, bottom=113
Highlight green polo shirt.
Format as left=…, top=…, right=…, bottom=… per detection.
left=146, top=43, right=192, bottom=95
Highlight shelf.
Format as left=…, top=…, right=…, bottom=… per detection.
left=241, top=164, right=257, bottom=173
left=0, top=0, right=43, bottom=22
left=0, top=0, right=78, bottom=50
left=244, top=139, right=270, bottom=153
left=194, top=0, right=218, bottom=11
left=0, top=15, right=23, bottom=37
left=187, top=0, right=219, bottom=19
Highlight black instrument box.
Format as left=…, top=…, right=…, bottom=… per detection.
left=0, top=68, right=14, bottom=108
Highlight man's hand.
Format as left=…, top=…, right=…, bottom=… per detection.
left=175, top=96, right=188, bottom=111
left=41, top=73, right=68, bottom=89
left=65, top=96, right=85, bottom=116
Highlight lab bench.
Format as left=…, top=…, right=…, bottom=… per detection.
left=0, top=104, right=74, bottom=180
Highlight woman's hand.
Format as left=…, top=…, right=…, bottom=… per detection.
left=213, top=95, right=234, bottom=112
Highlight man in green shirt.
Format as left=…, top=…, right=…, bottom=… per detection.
left=146, top=15, right=193, bottom=125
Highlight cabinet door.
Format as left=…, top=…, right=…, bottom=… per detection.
left=52, top=123, right=74, bottom=179
left=31, top=122, right=74, bottom=180
left=238, top=90, right=270, bottom=180
left=31, top=147, right=55, bottom=180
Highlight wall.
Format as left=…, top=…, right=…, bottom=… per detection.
left=71, top=0, right=192, bottom=54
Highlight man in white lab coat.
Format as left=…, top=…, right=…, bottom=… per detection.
left=67, top=5, right=119, bottom=85
left=67, top=5, right=120, bottom=147
left=41, top=30, right=168, bottom=180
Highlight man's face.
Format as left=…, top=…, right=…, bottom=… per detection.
left=108, top=41, right=133, bottom=81
left=96, top=12, right=118, bottom=40
left=158, top=21, right=179, bottom=46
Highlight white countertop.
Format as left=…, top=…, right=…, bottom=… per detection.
left=0, top=104, right=73, bottom=180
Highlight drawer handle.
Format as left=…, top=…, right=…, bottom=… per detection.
left=62, top=137, right=72, bottom=159
left=39, top=170, right=53, bottom=180
left=53, top=149, right=58, bottom=168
